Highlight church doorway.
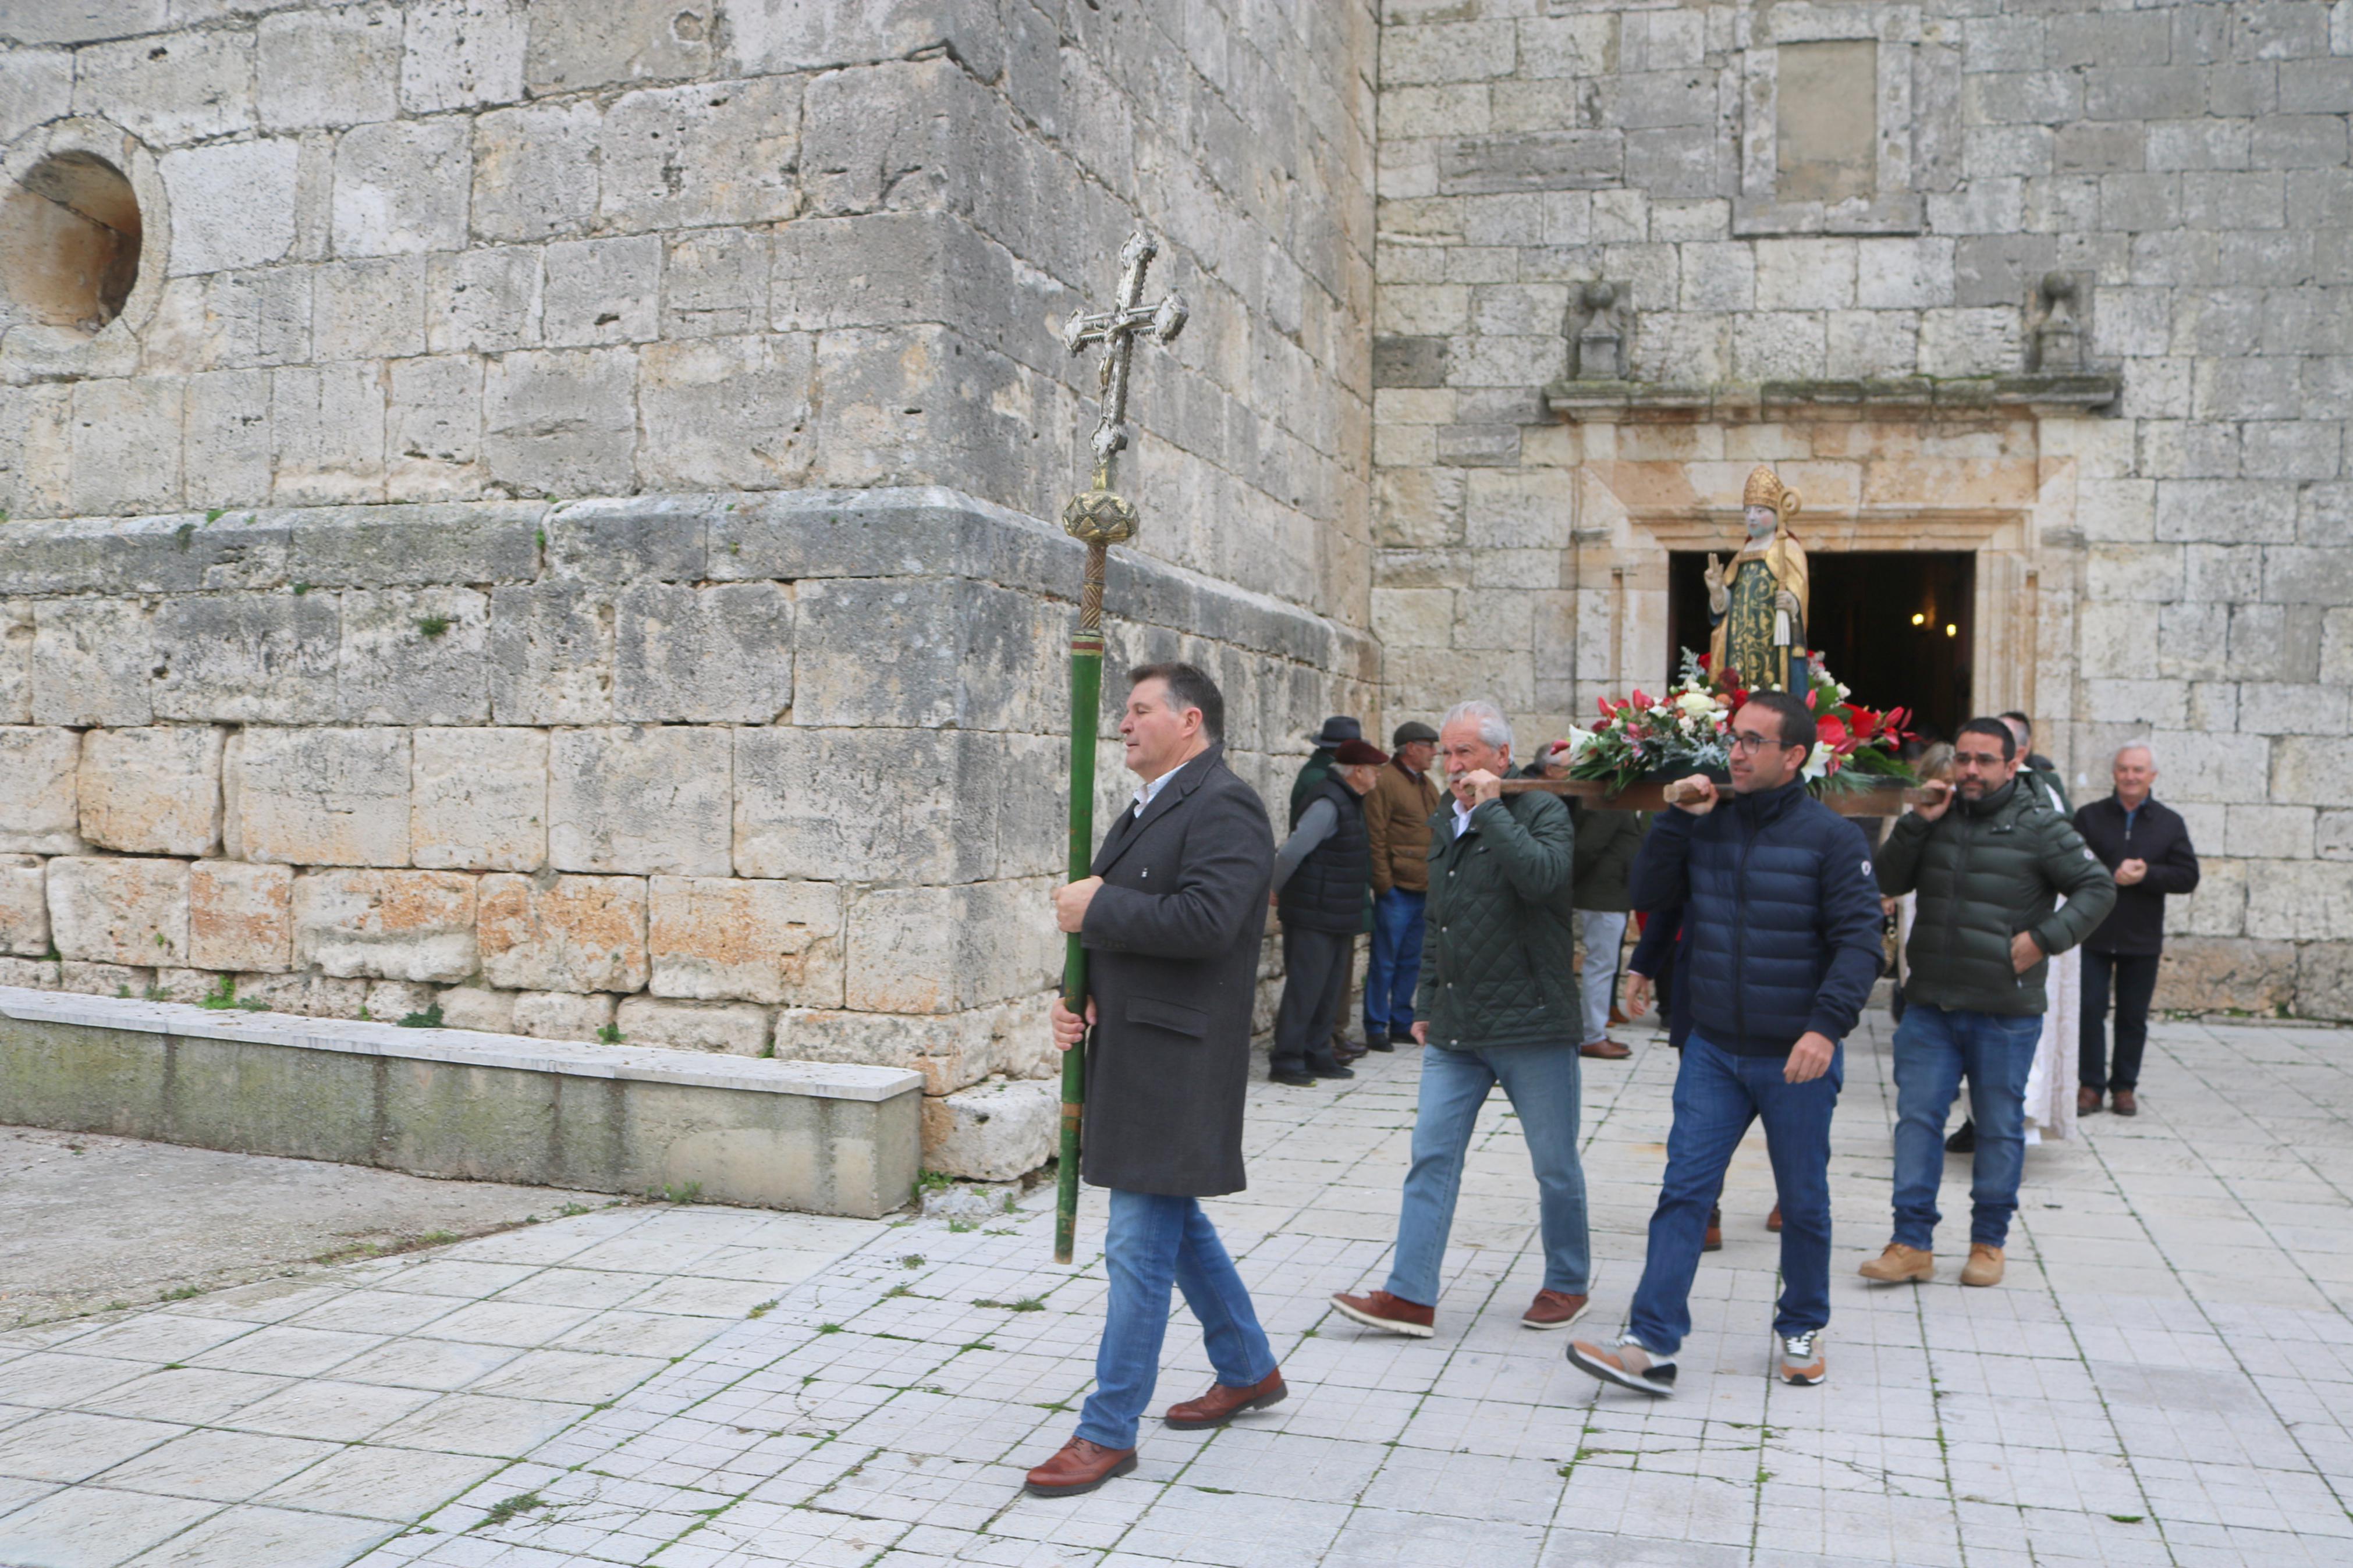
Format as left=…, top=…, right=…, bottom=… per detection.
left=1665, top=550, right=1975, bottom=744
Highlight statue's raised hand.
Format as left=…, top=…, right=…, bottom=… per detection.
left=1703, top=552, right=1729, bottom=616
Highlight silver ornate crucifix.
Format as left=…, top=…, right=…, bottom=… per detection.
left=1049, top=225, right=1186, bottom=1265
left=1062, top=230, right=1188, bottom=482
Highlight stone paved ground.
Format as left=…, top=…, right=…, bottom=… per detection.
left=2, top=1012, right=2348, bottom=1567
left=0, top=1126, right=611, bottom=1331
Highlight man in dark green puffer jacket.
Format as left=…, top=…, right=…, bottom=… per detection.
left=1329, top=699, right=1593, bottom=1340
left=1865, top=718, right=2114, bottom=1291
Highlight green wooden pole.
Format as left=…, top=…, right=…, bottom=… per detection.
left=1050, top=227, right=1183, bottom=1264
left=1054, top=539, right=1108, bottom=1265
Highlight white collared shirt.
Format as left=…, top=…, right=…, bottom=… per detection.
left=1451, top=797, right=1477, bottom=838
left=1131, top=769, right=1177, bottom=819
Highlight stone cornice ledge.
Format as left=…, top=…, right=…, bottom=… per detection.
left=0, top=986, right=924, bottom=1103
left=1542, top=373, right=2124, bottom=422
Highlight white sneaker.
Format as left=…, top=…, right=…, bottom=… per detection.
left=1779, top=1330, right=1826, bottom=1386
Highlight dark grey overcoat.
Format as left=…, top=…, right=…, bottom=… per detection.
left=1077, top=743, right=1273, bottom=1197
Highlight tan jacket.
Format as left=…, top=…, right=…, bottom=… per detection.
left=1366, top=756, right=1441, bottom=894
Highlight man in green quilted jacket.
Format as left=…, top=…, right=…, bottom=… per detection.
left=1863, top=717, right=2114, bottom=1290
left=1328, top=699, right=1595, bottom=1339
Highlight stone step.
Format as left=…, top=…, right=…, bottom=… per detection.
left=0, top=985, right=922, bottom=1218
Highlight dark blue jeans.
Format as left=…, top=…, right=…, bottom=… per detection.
left=1363, top=888, right=1426, bottom=1037
left=1627, top=1030, right=1842, bottom=1355
left=1893, top=1002, right=2045, bottom=1249
left=1075, top=1189, right=1278, bottom=1450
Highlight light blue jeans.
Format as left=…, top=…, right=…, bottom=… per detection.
left=1075, top=1189, right=1278, bottom=1450
left=1385, top=1041, right=1591, bottom=1306
left=1892, top=1003, right=2046, bottom=1249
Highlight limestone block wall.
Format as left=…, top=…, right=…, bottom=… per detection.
left=1370, top=0, right=2353, bottom=1015
left=0, top=491, right=1379, bottom=1117
left=1, top=0, right=1377, bottom=624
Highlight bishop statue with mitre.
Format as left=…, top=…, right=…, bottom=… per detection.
left=1705, top=464, right=1810, bottom=693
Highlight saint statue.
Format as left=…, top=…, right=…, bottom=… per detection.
left=1705, top=464, right=1810, bottom=692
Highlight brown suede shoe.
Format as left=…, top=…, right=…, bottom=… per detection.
left=1520, top=1289, right=1591, bottom=1330
left=1163, top=1369, right=1287, bottom=1430
left=1858, top=1243, right=1935, bottom=1283
left=1579, top=1039, right=1633, bottom=1059
left=1960, top=1243, right=2005, bottom=1287
left=2078, top=1086, right=2104, bottom=1115
left=1329, top=1289, right=1435, bottom=1338
left=2110, top=1089, right=2137, bottom=1117
left=1023, top=1437, right=1137, bottom=1497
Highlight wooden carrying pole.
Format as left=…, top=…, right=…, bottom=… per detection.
left=1500, top=776, right=1937, bottom=816
left=1052, top=231, right=1187, bottom=1264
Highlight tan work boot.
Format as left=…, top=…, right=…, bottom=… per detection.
left=1858, top=1243, right=1934, bottom=1283
left=1961, top=1243, right=2006, bottom=1287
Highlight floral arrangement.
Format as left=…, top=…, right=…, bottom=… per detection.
left=1558, top=649, right=1915, bottom=797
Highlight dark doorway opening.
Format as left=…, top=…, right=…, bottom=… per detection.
left=1665, top=550, right=1975, bottom=744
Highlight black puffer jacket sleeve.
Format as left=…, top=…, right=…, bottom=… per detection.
left=1808, top=814, right=1889, bottom=1043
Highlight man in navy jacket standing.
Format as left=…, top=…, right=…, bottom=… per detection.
left=1569, top=690, right=1884, bottom=1395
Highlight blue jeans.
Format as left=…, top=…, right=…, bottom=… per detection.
left=1386, top=1041, right=1591, bottom=1305
left=1076, top=1189, right=1278, bottom=1450
left=1627, top=1031, right=1841, bottom=1355
left=1364, top=888, right=1426, bottom=1037
left=1893, top=1003, right=2045, bottom=1250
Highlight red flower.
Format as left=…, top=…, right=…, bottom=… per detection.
left=1815, top=713, right=1854, bottom=753
left=1848, top=707, right=1880, bottom=740
left=1630, top=687, right=1653, bottom=710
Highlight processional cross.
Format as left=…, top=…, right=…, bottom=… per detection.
left=1052, top=230, right=1187, bottom=1264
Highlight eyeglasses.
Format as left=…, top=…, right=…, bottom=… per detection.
left=1727, top=731, right=1784, bottom=754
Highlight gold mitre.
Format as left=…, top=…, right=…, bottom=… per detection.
left=1742, top=464, right=1801, bottom=524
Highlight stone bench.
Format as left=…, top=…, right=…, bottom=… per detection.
left=0, top=987, right=923, bottom=1218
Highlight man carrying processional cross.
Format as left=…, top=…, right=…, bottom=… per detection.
left=1706, top=465, right=1810, bottom=694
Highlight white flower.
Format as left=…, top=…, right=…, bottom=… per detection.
left=1675, top=691, right=1716, bottom=719
left=1560, top=725, right=1597, bottom=762
left=1802, top=742, right=1830, bottom=781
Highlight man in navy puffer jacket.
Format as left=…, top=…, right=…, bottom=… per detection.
left=1570, top=690, right=1884, bottom=1397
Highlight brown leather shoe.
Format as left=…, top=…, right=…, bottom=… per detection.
left=1579, top=1039, right=1632, bottom=1059
left=1766, top=1204, right=1783, bottom=1233
left=1608, top=1004, right=1629, bottom=1026
left=1521, top=1289, right=1591, bottom=1330
left=1334, top=1043, right=1367, bottom=1065
left=1163, top=1369, right=1286, bottom=1430
left=1703, top=1204, right=1723, bottom=1252
left=2110, top=1089, right=2137, bottom=1117
left=2078, top=1086, right=2104, bottom=1115
left=1329, top=1288, right=1435, bottom=1338
left=1023, top=1436, right=1137, bottom=1497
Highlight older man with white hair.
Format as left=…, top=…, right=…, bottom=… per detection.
left=2072, top=742, right=2200, bottom=1117
left=1330, top=699, right=1595, bottom=1337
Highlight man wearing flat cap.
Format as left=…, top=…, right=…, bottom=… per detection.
left=1292, top=715, right=1364, bottom=819
left=1292, top=716, right=1369, bottom=1062
left=1364, top=720, right=1441, bottom=1053
left=1270, top=737, right=1389, bottom=1086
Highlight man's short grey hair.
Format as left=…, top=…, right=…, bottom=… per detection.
left=2113, top=740, right=2157, bottom=767
left=1440, top=699, right=1513, bottom=752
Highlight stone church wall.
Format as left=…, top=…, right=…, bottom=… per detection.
left=0, top=0, right=1383, bottom=1157
left=1371, top=0, right=2353, bottom=1016
left=0, top=487, right=1376, bottom=1098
